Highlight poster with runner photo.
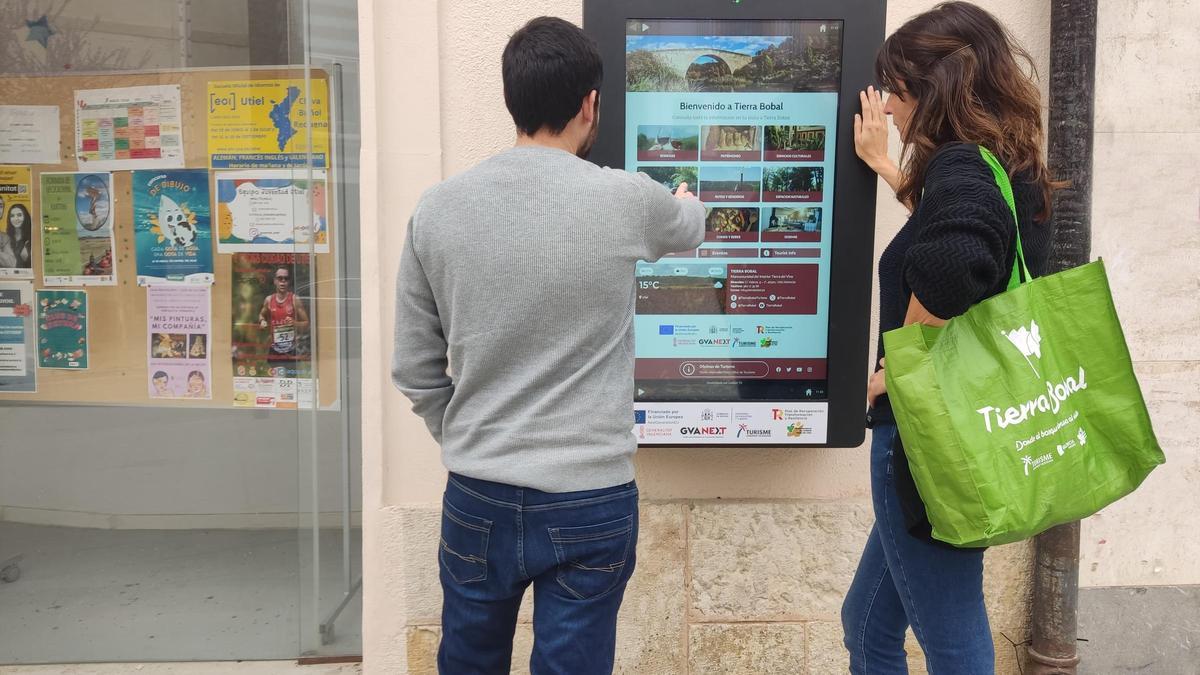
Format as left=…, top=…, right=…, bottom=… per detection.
left=230, top=252, right=313, bottom=408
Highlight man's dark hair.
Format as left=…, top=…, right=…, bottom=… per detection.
left=502, top=17, right=603, bottom=136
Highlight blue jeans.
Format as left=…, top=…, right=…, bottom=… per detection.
left=437, top=473, right=639, bottom=675
left=841, top=424, right=994, bottom=674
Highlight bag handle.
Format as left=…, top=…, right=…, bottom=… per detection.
left=977, top=146, right=1032, bottom=289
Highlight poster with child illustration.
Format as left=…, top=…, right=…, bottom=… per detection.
left=146, top=285, right=211, bottom=399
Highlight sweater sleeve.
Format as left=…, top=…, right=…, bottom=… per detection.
left=392, top=215, right=453, bottom=443
left=636, top=171, right=706, bottom=261
left=903, top=146, right=1014, bottom=319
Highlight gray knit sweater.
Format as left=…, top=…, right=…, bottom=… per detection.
left=392, top=145, right=705, bottom=492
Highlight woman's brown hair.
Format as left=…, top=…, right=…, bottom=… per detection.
left=876, top=1, right=1059, bottom=221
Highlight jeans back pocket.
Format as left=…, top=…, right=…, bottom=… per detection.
left=440, top=499, right=492, bottom=585
left=548, top=514, right=635, bottom=600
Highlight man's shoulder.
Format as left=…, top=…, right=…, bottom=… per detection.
left=415, top=149, right=647, bottom=213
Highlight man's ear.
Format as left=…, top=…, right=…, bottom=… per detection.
left=580, top=90, right=599, bottom=125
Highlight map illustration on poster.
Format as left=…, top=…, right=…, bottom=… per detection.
left=207, top=79, right=330, bottom=169
left=133, top=169, right=214, bottom=285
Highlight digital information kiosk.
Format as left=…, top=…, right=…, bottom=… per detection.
left=585, top=0, right=885, bottom=447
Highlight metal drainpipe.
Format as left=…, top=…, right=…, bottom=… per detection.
left=1028, top=1, right=1097, bottom=673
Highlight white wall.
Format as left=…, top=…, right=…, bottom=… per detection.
left=1078, top=0, right=1200, bottom=588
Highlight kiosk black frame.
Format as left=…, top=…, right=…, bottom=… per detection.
left=585, top=0, right=885, bottom=448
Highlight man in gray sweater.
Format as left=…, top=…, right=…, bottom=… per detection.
left=392, top=16, right=704, bottom=675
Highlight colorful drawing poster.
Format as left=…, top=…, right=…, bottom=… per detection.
left=0, top=166, right=35, bottom=279
left=75, top=85, right=185, bottom=171
left=231, top=252, right=313, bottom=408
left=36, top=290, right=87, bottom=370
left=39, top=172, right=116, bottom=286
left=147, top=286, right=212, bottom=400
left=207, top=79, right=330, bottom=168
left=0, top=105, right=60, bottom=164
left=133, top=169, right=215, bottom=285
left=215, top=170, right=329, bottom=252
left=0, top=281, right=36, bottom=392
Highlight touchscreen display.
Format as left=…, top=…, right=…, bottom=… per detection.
left=626, top=19, right=843, bottom=443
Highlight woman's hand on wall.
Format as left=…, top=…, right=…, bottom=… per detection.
left=855, top=86, right=901, bottom=194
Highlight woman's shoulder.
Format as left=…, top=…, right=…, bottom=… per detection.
left=919, top=142, right=1001, bottom=207
left=925, top=142, right=990, bottom=182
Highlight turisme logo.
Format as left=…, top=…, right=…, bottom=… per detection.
left=680, top=426, right=727, bottom=436
left=737, top=423, right=772, bottom=438
left=1002, top=320, right=1044, bottom=377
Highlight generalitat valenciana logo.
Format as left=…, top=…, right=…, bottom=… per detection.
left=1002, top=319, right=1043, bottom=378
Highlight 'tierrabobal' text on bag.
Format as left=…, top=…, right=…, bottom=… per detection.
left=882, top=147, right=1165, bottom=548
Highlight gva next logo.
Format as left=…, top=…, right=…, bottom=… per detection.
left=680, top=426, right=727, bottom=436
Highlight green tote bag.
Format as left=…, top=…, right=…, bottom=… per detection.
left=882, top=147, right=1165, bottom=548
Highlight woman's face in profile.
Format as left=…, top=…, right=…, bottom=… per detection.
left=884, top=81, right=917, bottom=142
left=9, top=208, right=24, bottom=229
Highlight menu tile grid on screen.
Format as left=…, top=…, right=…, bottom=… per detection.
left=626, top=20, right=842, bottom=444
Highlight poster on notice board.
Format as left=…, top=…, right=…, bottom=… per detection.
left=133, top=169, right=214, bottom=285
left=0, top=281, right=36, bottom=392
left=36, top=289, right=87, bottom=370
left=39, top=172, right=116, bottom=286
left=207, top=79, right=330, bottom=169
left=230, top=252, right=313, bottom=409
left=215, top=170, right=329, bottom=253
left=147, top=285, right=212, bottom=399
left=0, top=166, right=34, bottom=279
left=74, top=85, right=185, bottom=171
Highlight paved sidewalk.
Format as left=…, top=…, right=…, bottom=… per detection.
left=0, top=663, right=361, bottom=675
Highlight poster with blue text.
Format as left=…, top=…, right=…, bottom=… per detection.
left=0, top=281, right=36, bottom=392
left=133, top=169, right=214, bottom=285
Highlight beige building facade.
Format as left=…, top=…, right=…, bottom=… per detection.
left=359, top=0, right=1199, bottom=672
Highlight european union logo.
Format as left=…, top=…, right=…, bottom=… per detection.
left=659, top=325, right=674, bottom=335
left=634, top=410, right=647, bottom=424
